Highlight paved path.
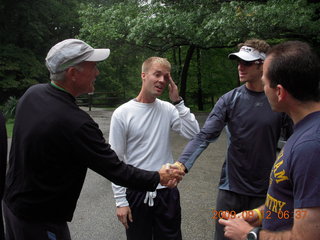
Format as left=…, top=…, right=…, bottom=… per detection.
left=69, top=108, right=227, bottom=240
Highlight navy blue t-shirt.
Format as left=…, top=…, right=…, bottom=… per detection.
left=263, top=111, right=320, bottom=231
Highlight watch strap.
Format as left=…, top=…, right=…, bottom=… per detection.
left=173, top=97, right=183, bottom=105
left=247, top=227, right=261, bottom=240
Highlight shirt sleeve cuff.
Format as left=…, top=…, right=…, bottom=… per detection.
left=115, top=197, right=129, bottom=207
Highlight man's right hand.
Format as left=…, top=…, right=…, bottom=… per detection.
left=159, top=163, right=185, bottom=188
left=116, top=206, right=132, bottom=229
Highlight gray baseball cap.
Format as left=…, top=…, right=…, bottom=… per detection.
left=45, top=39, right=110, bottom=74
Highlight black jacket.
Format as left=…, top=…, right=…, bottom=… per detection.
left=0, top=112, right=7, bottom=239
left=4, top=83, right=159, bottom=222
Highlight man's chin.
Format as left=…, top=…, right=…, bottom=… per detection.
left=154, top=90, right=163, bottom=96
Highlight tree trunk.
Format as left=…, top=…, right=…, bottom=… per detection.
left=172, top=47, right=183, bottom=87
left=180, top=45, right=195, bottom=102
left=196, top=47, right=204, bottom=111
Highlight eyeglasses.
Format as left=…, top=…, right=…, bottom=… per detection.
left=237, top=60, right=263, bottom=66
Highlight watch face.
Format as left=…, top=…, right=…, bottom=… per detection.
left=247, top=232, right=258, bottom=240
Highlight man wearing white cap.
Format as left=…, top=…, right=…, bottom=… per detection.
left=3, top=39, right=184, bottom=240
left=173, top=39, right=292, bottom=239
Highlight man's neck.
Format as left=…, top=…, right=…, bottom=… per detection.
left=51, top=80, right=77, bottom=97
left=287, top=101, right=320, bottom=124
left=245, top=81, right=264, bottom=92
left=135, top=91, right=156, bottom=103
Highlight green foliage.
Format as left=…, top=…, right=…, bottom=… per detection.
left=0, top=45, right=46, bottom=103
left=2, top=0, right=320, bottom=110
left=78, top=2, right=157, bottom=98
left=76, top=0, right=320, bottom=110
left=0, top=0, right=83, bottom=56
left=2, top=96, right=18, bottom=120
left=209, top=0, right=320, bottom=44
left=0, top=0, right=89, bottom=104
left=5, top=119, right=14, bottom=138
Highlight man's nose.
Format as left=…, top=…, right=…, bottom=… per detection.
left=159, top=76, right=166, bottom=83
left=238, top=63, right=246, bottom=70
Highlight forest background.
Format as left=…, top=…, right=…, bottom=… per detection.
left=1, top=0, right=320, bottom=117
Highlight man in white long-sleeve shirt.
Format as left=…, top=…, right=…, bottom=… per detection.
left=109, top=57, right=200, bottom=240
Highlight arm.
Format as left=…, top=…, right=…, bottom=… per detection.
left=219, top=207, right=320, bottom=240
left=168, top=74, right=200, bottom=139
left=74, top=119, right=183, bottom=191
left=109, top=112, right=129, bottom=206
left=75, top=120, right=160, bottom=190
left=177, top=96, right=228, bottom=172
left=112, top=182, right=132, bottom=229
left=109, top=113, right=133, bottom=229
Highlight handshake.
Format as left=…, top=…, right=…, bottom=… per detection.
left=158, top=162, right=186, bottom=188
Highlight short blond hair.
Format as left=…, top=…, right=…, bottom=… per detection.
left=142, top=57, right=171, bottom=73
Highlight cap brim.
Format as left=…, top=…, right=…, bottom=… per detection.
left=228, top=52, right=260, bottom=61
left=86, top=49, right=110, bottom=62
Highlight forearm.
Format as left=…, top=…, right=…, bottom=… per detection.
left=174, top=102, right=200, bottom=138
left=178, top=136, right=209, bottom=172
left=258, top=207, right=320, bottom=240
left=259, top=229, right=292, bottom=240
left=112, top=183, right=129, bottom=207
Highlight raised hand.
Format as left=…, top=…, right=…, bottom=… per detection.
left=158, top=163, right=185, bottom=188
left=167, top=73, right=181, bottom=103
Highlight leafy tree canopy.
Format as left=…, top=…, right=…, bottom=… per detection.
left=77, top=0, right=320, bottom=104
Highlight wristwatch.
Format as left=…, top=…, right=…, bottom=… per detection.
left=247, top=227, right=261, bottom=240
left=173, top=97, right=183, bottom=105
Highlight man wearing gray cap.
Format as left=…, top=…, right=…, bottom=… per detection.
left=3, top=39, right=184, bottom=240
left=173, top=39, right=292, bottom=240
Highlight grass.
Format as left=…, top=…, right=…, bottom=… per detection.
left=5, top=119, right=14, bottom=138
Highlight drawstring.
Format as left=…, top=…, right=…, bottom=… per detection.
left=144, top=191, right=157, bottom=207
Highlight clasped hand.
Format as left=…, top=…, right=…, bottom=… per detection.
left=158, top=162, right=186, bottom=188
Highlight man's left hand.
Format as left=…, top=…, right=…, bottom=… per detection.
left=218, top=217, right=253, bottom=240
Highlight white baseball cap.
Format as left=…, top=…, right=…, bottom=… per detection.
left=45, top=39, right=110, bottom=73
left=228, top=46, right=266, bottom=61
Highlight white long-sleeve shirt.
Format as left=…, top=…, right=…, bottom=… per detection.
left=109, top=98, right=200, bottom=207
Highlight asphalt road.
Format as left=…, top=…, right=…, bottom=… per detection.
left=68, top=108, right=227, bottom=240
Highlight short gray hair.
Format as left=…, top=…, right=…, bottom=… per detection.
left=49, top=63, right=84, bottom=82
left=50, top=71, right=66, bottom=82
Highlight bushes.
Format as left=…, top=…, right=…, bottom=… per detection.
left=0, top=44, right=46, bottom=104
left=2, top=96, right=18, bottom=120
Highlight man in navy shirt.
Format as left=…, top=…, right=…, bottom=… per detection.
left=219, top=41, right=320, bottom=239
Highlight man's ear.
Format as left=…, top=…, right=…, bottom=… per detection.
left=65, top=67, right=77, bottom=82
left=277, top=84, right=287, bottom=102
left=141, top=72, right=146, bottom=82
